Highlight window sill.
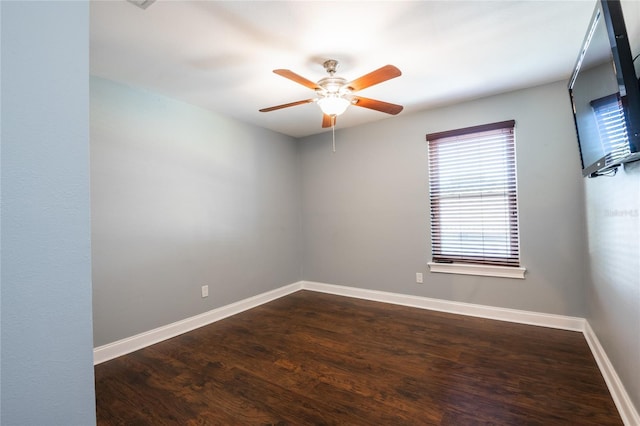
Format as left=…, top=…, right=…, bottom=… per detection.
left=427, top=262, right=526, bottom=279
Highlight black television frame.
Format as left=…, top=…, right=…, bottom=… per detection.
left=568, top=0, right=640, bottom=177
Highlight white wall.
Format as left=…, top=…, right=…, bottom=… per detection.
left=1, top=2, right=96, bottom=424
left=91, top=77, right=301, bottom=346
left=299, top=80, right=590, bottom=317
left=584, top=161, right=640, bottom=411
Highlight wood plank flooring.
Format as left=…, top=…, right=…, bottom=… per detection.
left=95, top=290, right=622, bottom=425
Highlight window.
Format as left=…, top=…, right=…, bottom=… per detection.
left=426, top=120, right=524, bottom=278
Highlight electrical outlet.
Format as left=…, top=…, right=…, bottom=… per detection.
left=416, top=273, right=424, bottom=284
left=201, top=285, right=209, bottom=298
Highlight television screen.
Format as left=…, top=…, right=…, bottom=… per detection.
left=569, top=0, right=640, bottom=177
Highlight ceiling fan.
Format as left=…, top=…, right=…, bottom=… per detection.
left=259, top=59, right=403, bottom=128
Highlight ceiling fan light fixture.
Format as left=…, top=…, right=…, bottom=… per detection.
left=317, top=94, right=351, bottom=116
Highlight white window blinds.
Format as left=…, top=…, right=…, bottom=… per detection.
left=426, top=120, right=520, bottom=267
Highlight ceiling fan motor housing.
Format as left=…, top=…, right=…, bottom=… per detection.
left=322, top=59, right=339, bottom=75
left=317, top=76, right=349, bottom=95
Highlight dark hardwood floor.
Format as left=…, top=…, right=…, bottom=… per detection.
left=95, top=290, right=622, bottom=425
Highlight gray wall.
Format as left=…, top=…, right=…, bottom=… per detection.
left=300, top=81, right=589, bottom=317
left=1, top=2, right=96, bottom=424
left=584, top=0, right=640, bottom=410
left=91, top=77, right=301, bottom=346
left=584, top=162, right=640, bottom=410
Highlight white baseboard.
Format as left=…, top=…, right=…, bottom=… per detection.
left=93, top=282, right=302, bottom=365
left=299, top=280, right=585, bottom=331
left=583, top=321, right=640, bottom=426
left=94, top=280, right=638, bottom=425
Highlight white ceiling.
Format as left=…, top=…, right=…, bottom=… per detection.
left=90, top=0, right=598, bottom=138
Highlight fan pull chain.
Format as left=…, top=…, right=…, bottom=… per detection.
left=332, top=115, right=336, bottom=153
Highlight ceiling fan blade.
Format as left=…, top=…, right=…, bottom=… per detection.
left=322, top=114, right=336, bottom=128
left=259, top=99, right=314, bottom=112
left=346, top=65, right=401, bottom=92
left=352, top=96, right=403, bottom=115
left=273, top=69, right=321, bottom=90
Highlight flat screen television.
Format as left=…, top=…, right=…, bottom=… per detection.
left=569, top=0, right=640, bottom=177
